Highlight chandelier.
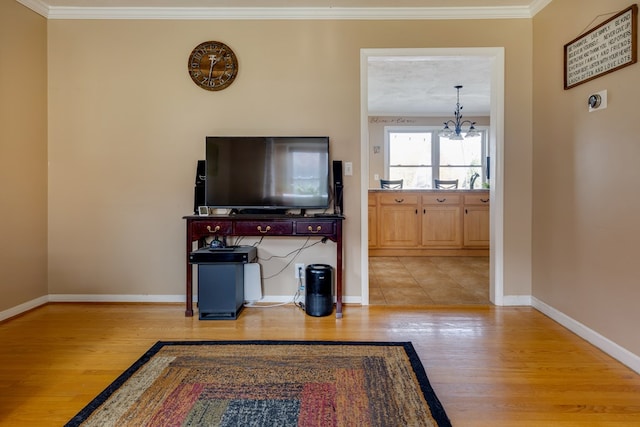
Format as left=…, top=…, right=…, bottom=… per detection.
left=438, top=85, right=479, bottom=140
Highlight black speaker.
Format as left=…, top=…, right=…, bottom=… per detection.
left=305, top=264, right=333, bottom=317
left=332, top=160, right=343, bottom=186
left=193, top=160, right=206, bottom=214
left=332, top=160, right=343, bottom=215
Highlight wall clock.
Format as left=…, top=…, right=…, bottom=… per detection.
left=188, top=41, right=238, bottom=91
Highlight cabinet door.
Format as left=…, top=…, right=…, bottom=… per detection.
left=463, top=193, right=490, bottom=248
left=464, top=206, right=490, bottom=247
left=378, top=193, right=419, bottom=247
left=368, top=201, right=378, bottom=248
left=421, top=206, right=462, bottom=247
left=421, top=194, right=462, bottom=247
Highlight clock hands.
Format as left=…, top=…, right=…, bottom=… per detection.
left=207, top=54, right=219, bottom=81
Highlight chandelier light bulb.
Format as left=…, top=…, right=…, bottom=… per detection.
left=440, top=85, right=477, bottom=140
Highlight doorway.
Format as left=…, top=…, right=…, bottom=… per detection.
left=359, top=47, right=505, bottom=305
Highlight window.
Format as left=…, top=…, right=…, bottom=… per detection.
left=387, top=131, right=432, bottom=188
left=385, top=126, right=487, bottom=189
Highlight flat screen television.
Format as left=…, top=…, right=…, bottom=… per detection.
left=205, top=136, right=330, bottom=212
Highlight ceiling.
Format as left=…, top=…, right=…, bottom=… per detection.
left=368, top=55, right=492, bottom=117
left=31, top=0, right=542, bottom=7
left=20, top=0, right=549, bottom=117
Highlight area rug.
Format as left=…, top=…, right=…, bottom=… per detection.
left=65, top=340, right=451, bottom=427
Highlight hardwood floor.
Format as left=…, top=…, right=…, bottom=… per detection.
left=1, top=303, right=639, bottom=426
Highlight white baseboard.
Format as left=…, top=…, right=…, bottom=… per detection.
left=247, top=295, right=362, bottom=304
left=501, top=295, right=532, bottom=306
left=532, top=297, right=640, bottom=374
left=41, top=294, right=363, bottom=305
left=0, top=295, right=49, bottom=321
left=48, top=294, right=186, bottom=303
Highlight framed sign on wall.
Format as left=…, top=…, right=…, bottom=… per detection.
left=564, top=4, right=638, bottom=89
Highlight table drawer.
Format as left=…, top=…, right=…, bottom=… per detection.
left=296, top=220, right=336, bottom=235
left=235, top=221, right=294, bottom=235
left=192, top=221, right=233, bottom=235
left=422, top=194, right=461, bottom=205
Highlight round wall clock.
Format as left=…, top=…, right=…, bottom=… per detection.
left=188, top=41, right=238, bottom=91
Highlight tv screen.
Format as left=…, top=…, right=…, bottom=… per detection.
left=205, top=136, right=330, bottom=211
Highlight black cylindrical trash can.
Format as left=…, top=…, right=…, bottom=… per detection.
left=305, top=264, right=333, bottom=317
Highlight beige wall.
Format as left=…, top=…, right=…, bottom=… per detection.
left=47, top=18, right=533, bottom=301
left=0, top=0, right=48, bottom=312
left=533, top=0, right=640, bottom=356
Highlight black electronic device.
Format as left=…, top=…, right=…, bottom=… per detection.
left=205, top=136, right=330, bottom=213
left=189, top=246, right=257, bottom=264
left=332, top=160, right=343, bottom=215
left=305, top=264, right=333, bottom=317
left=193, top=160, right=206, bottom=214
left=332, top=160, right=343, bottom=186
left=209, top=236, right=226, bottom=249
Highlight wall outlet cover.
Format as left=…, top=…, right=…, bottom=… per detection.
left=295, top=263, right=305, bottom=279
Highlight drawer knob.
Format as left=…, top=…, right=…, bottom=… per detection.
left=308, top=225, right=322, bottom=233
left=206, top=225, right=221, bottom=233
left=394, top=198, right=404, bottom=203
left=437, top=198, right=446, bottom=203
left=481, top=198, right=489, bottom=203
left=257, top=225, right=271, bottom=234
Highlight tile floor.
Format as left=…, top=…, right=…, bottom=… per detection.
left=368, top=256, right=490, bottom=305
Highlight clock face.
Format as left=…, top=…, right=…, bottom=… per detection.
left=188, top=41, right=238, bottom=91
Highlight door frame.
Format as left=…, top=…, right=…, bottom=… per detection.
left=359, top=47, right=505, bottom=305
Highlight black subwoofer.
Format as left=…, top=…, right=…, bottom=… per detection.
left=305, top=264, right=333, bottom=317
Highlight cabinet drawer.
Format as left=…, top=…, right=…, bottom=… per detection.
left=422, top=194, right=460, bottom=205
left=378, top=193, right=419, bottom=205
left=192, top=221, right=233, bottom=235
left=296, top=220, right=336, bottom=235
left=235, top=221, right=293, bottom=235
left=464, top=194, right=490, bottom=205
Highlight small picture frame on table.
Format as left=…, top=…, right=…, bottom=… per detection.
left=198, top=206, right=209, bottom=216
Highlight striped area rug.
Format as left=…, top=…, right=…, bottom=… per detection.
left=66, top=340, right=451, bottom=427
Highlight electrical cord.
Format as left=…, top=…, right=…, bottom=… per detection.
left=259, top=237, right=324, bottom=280
left=243, top=300, right=292, bottom=308
left=245, top=265, right=306, bottom=311
left=240, top=234, right=330, bottom=309
left=293, top=265, right=306, bottom=312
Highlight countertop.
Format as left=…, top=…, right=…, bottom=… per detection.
left=368, top=188, right=489, bottom=193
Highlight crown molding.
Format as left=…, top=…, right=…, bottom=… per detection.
left=530, top=0, right=553, bottom=16
left=16, top=0, right=49, bottom=17
left=16, top=2, right=553, bottom=20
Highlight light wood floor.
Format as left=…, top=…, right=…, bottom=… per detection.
left=1, top=303, right=639, bottom=426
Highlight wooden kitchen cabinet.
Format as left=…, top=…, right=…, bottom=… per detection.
left=369, top=190, right=489, bottom=256
left=377, top=192, right=420, bottom=248
left=368, top=193, right=378, bottom=248
left=463, top=194, right=490, bottom=248
left=421, top=194, right=462, bottom=247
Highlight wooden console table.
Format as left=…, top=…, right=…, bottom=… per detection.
left=183, top=214, right=345, bottom=318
